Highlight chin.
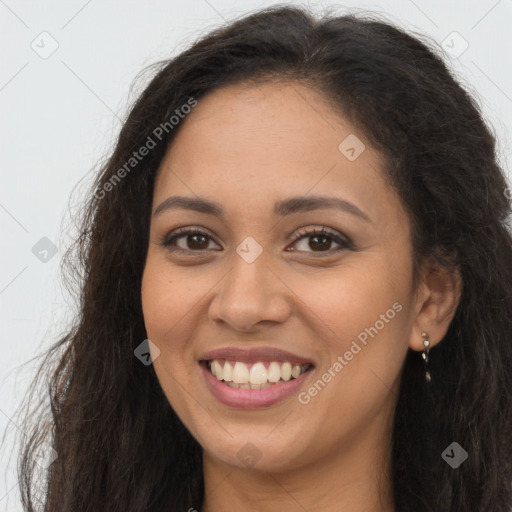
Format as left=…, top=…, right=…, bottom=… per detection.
left=197, top=424, right=311, bottom=473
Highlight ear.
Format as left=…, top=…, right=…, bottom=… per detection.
left=409, top=257, right=463, bottom=351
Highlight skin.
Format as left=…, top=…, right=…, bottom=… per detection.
left=141, top=81, right=461, bottom=512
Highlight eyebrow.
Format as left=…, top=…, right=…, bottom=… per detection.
left=153, top=195, right=371, bottom=222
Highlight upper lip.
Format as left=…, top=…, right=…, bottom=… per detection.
left=198, top=346, right=315, bottom=366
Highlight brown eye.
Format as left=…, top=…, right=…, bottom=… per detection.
left=160, top=228, right=220, bottom=253
left=288, top=227, right=353, bottom=255
left=182, top=233, right=209, bottom=250
left=159, top=225, right=354, bottom=256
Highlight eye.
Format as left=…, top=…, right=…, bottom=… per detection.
left=287, top=226, right=354, bottom=255
left=158, top=227, right=220, bottom=253
left=158, top=225, right=354, bottom=256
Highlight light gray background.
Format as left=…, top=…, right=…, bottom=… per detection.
left=1, top=0, right=511, bottom=509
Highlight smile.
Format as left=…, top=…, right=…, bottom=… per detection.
left=198, top=347, right=315, bottom=409
left=206, top=359, right=313, bottom=389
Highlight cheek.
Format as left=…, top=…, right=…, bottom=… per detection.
left=292, top=285, right=407, bottom=454
left=140, top=259, right=200, bottom=410
left=140, top=258, right=200, bottom=419
left=290, top=257, right=409, bottom=398
left=141, top=256, right=200, bottom=344
left=290, top=257, right=403, bottom=337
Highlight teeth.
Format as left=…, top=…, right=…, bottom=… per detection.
left=208, top=359, right=310, bottom=386
left=232, top=362, right=249, bottom=384
left=223, top=361, right=233, bottom=382
left=291, top=364, right=302, bottom=378
left=281, top=362, right=292, bottom=381
left=267, top=362, right=281, bottom=382
left=249, top=362, right=268, bottom=385
left=212, top=360, right=222, bottom=380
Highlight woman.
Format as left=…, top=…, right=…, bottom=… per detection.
left=14, top=4, right=512, bottom=511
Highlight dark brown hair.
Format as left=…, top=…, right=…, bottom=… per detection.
left=10, top=4, right=512, bottom=511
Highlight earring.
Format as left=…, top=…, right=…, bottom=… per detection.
left=421, top=332, right=431, bottom=383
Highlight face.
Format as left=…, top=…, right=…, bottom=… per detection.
left=141, top=81, right=418, bottom=473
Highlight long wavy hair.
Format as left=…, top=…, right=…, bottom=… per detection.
left=10, top=4, right=512, bottom=511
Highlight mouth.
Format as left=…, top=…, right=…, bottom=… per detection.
left=198, top=347, right=315, bottom=409
left=202, top=359, right=314, bottom=389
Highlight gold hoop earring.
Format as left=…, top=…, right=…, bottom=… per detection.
left=421, top=332, right=432, bottom=383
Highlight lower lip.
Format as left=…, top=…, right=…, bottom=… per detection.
left=200, top=363, right=313, bottom=409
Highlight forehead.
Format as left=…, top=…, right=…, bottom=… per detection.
left=152, top=81, right=401, bottom=227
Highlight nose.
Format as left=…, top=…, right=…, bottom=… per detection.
left=208, top=252, right=292, bottom=332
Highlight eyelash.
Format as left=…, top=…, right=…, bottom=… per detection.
left=158, top=226, right=354, bottom=256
